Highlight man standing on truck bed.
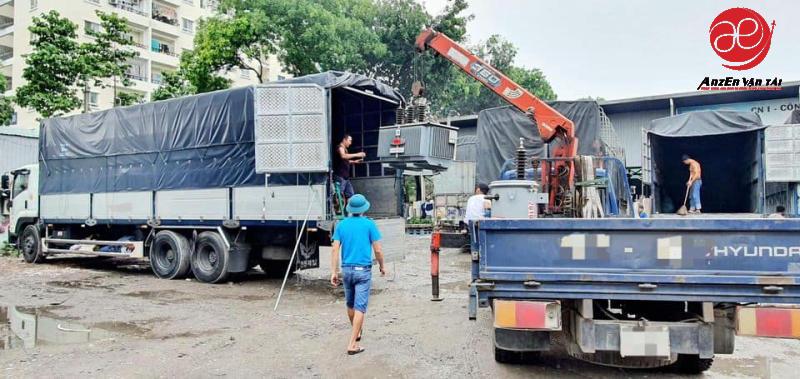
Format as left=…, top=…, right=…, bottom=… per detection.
left=682, top=154, right=702, bottom=214
left=334, top=134, right=365, bottom=202
left=330, top=194, right=387, bottom=355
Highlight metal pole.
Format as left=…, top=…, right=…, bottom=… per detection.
left=274, top=186, right=316, bottom=311
left=430, top=231, right=443, bottom=302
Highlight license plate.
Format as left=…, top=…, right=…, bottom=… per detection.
left=389, top=147, right=405, bottom=154
left=619, top=325, right=670, bottom=358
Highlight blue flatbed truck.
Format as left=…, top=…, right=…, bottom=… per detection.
left=470, top=217, right=800, bottom=372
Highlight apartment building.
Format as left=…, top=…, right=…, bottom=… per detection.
left=0, top=0, right=287, bottom=128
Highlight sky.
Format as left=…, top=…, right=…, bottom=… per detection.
left=417, top=0, right=799, bottom=101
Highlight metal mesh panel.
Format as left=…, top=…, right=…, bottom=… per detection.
left=598, top=106, right=625, bottom=162
left=254, top=84, right=328, bottom=173
left=292, top=115, right=326, bottom=140
left=256, top=116, right=289, bottom=142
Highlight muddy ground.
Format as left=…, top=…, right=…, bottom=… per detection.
left=1, top=235, right=798, bottom=378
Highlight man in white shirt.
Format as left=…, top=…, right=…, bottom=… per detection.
left=464, top=183, right=490, bottom=224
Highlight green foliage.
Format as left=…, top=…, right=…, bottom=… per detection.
left=406, top=217, right=432, bottom=225
left=1, top=241, right=20, bottom=258
left=156, top=0, right=555, bottom=115
left=433, top=34, right=556, bottom=116
left=115, top=92, right=144, bottom=107
left=151, top=70, right=197, bottom=101
left=0, top=75, right=14, bottom=125
left=15, top=11, right=82, bottom=118
left=80, top=11, right=138, bottom=90
left=16, top=10, right=138, bottom=117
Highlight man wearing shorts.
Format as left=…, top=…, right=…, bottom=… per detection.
left=330, top=194, right=387, bottom=355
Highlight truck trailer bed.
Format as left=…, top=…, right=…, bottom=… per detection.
left=473, top=218, right=800, bottom=305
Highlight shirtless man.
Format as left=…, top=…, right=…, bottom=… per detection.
left=682, top=154, right=702, bottom=214
left=334, top=135, right=365, bottom=202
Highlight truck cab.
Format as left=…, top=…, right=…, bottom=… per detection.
left=2, top=164, right=39, bottom=245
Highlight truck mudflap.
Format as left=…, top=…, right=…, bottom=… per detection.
left=475, top=218, right=800, bottom=304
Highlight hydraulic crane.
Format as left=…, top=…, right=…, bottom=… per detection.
left=415, top=28, right=578, bottom=212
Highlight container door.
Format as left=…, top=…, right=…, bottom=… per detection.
left=254, top=84, right=329, bottom=173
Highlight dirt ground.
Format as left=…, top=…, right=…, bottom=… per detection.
left=1, top=234, right=799, bottom=378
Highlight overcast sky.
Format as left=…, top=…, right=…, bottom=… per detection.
left=417, top=0, right=799, bottom=100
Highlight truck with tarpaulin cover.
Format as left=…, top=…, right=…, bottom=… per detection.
left=1, top=72, right=410, bottom=283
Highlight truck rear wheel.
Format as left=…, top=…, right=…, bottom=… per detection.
left=20, top=224, right=45, bottom=264
left=150, top=230, right=191, bottom=279
left=191, top=231, right=230, bottom=284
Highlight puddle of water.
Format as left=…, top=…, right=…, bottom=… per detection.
left=0, top=305, right=111, bottom=350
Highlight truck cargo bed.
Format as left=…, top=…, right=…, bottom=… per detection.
left=474, top=218, right=800, bottom=304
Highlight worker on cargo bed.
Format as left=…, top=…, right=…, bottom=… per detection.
left=682, top=154, right=703, bottom=214
left=334, top=134, right=365, bottom=201
left=330, top=194, right=387, bottom=355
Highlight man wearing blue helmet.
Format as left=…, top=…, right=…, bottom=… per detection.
left=330, top=193, right=387, bottom=355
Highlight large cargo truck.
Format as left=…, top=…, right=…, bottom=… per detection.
left=468, top=112, right=800, bottom=373
left=2, top=72, right=409, bottom=283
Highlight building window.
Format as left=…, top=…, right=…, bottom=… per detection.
left=200, top=0, right=219, bottom=11
left=30, top=0, right=38, bottom=10
left=89, top=92, right=99, bottom=108
left=240, top=70, right=251, bottom=79
left=181, top=18, right=194, bottom=33
left=85, top=21, right=101, bottom=35
left=183, top=0, right=193, bottom=4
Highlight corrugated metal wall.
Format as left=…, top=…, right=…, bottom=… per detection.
left=0, top=132, right=38, bottom=174
left=607, top=109, right=671, bottom=167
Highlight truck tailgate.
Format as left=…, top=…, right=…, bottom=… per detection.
left=476, top=218, right=800, bottom=303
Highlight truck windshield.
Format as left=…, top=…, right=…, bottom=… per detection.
left=12, top=172, right=29, bottom=197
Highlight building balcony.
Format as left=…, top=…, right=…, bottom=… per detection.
left=124, top=72, right=147, bottom=82
left=109, top=0, right=150, bottom=17
left=152, top=2, right=178, bottom=26
left=151, top=39, right=178, bottom=57
left=0, top=17, right=13, bottom=38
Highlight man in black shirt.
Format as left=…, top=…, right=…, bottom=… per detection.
left=334, top=134, right=365, bottom=201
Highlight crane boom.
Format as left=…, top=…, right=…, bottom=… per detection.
left=415, top=28, right=576, bottom=151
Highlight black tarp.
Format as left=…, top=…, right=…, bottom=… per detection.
left=475, top=101, right=602, bottom=183
left=39, top=72, right=402, bottom=195
left=647, top=111, right=766, bottom=213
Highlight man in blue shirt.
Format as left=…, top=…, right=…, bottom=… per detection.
left=330, top=194, right=386, bottom=355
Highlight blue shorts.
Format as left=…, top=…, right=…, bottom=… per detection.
left=342, top=265, right=372, bottom=313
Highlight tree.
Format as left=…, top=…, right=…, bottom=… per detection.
left=80, top=11, right=138, bottom=110
left=15, top=11, right=82, bottom=118
left=151, top=71, right=197, bottom=101
left=16, top=10, right=138, bottom=118
left=432, top=34, right=557, bottom=115
left=0, top=76, right=14, bottom=125
left=115, top=92, right=144, bottom=107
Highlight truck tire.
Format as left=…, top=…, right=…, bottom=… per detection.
left=191, top=231, right=230, bottom=284
left=149, top=230, right=191, bottom=279
left=672, top=354, right=713, bottom=374
left=20, top=224, right=45, bottom=264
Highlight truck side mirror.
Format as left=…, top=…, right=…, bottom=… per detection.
left=0, top=174, right=8, bottom=190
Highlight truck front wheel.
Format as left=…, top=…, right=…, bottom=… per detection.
left=191, top=231, right=230, bottom=284
left=20, top=224, right=45, bottom=264
left=150, top=230, right=191, bottom=279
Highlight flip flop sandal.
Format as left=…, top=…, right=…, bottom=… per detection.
left=347, top=347, right=365, bottom=355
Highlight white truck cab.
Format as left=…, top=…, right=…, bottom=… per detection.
left=2, top=164, right=39, bottom=244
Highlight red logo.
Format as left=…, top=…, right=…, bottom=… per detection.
left=709, top=8, right=775, bottom=71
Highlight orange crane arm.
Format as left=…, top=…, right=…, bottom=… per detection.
left=415, top=28, right=576, bottom=150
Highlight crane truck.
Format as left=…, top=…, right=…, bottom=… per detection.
left=417, top=28, right=800, bottom=372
